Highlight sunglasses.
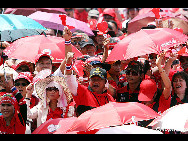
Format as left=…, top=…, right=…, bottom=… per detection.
left=46, top=87, right=59, bottom=92
left=71, top=41, right=81, bottom=45
left=126, top=70, right=139, bottom=76
left=149, top=55, right=157, bottom=59
left=15, top=82, right=28, bottom=87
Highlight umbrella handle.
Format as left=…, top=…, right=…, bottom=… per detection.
left=43, top=31, right=47, bottom=37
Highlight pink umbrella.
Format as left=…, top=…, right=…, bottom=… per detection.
left=28, top=11, right=94, bottom=36
left=4, top=8, right=66, bottom=16
left=106, top=28, right=188, bottom=62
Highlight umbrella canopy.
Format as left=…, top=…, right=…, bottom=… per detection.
left=96, top=124, right=163, bottom=134
left=4, top=35, right=82, bottom=63
left=4, top=8, right=66, bottom=16
left=149, top=103, right=188, bottom=132
left=0, top=14, right=46, bottom=41
left=163, top=14, right=188, bottom=35
left=28, top=11, right=94, bottom=36
left=128, top=10, right=176, bottom=34
left=128, top=11, right=156, bottom=34
left=106, top=28, right=188, bottom=62
left=66, top=102, right=159, bottom=133
left=32, top=117, right=77, bottom=134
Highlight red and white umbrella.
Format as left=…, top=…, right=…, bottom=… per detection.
left=149, top=103, right=188, bottom=132
left=66, top=102, right=159, bottom=133
left=96, top=124, right=163, bottom=134
left=4, top=35, right=82, bottom=63
left=106, top=28, right=188, bottom=62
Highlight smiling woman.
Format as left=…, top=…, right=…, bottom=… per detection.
left=171, top=71, right=188, bottom=107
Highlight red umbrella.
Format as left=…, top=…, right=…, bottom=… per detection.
left=128, top=10, right=175, bottom=34
left=4, top=35, right=82, bottom=63
left=66, top=102, right=159, bottom=133
left=128, top=11, right=156, bottom=34
left=32, top=117, right=77, bottom=134
left=106, top=28, right=188, bottom=62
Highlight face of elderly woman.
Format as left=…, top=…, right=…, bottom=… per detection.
left=46, top=87, right=60, bottom=101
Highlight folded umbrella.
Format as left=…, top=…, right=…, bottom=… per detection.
left=4, top=35, right=82, bottom=63
left=28, top=11, right=94, bottom=36
left=106, top=28, right=188, bottom=62
left=66, top=102, right=159, bottom=133
left=0, top=14, right=46, bottom=41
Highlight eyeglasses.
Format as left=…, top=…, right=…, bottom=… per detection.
left=126, top=70, right=139, bottom=76
left=46, top=87, right=59, bottom=92
left=15, top=82, right=28, bottom=87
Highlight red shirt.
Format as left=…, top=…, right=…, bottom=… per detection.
left=117, top=84, right=140, bottom=102
left=73, top=83, right=115, bottom=108
left=46, top=107, right=63, bottom=121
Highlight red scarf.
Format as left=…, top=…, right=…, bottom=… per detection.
left=0, top=116, right=25, bottom=134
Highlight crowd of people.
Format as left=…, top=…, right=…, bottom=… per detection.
left=0, top=8, right=188, bottom=134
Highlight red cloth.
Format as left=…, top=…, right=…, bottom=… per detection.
left=102, top=8, right=122, bottom=29
left=0, top=116, right=25, bottom=134
left=74, top=9, right=88, bottom=23
left=30, top=95, right=39, bottom=109
left=73, top=83, right=115, bottom=108
left=46, top=107, right=63, bottom=121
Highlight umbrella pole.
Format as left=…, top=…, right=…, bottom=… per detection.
left=1, top=8, right=4, bottom=14
left=56, top=25, right=59, bottom=37
left=43, top=31, right=47, bottom=37
left=1, top=43, right=7, bottom=81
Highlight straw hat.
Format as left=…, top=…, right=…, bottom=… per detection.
left=35, top=76, right=72, bottom=105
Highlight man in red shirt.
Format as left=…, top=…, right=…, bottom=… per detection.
left=65, top=52, right=115, bottom=116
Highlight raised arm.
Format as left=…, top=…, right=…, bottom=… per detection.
left=59, top=27, right=73, bottom=75
left=156, top=52, right=171, bottom=99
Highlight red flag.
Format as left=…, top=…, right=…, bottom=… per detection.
left=59, top=14, right=75, bottom=29
left=151, top=8, right=161, bottom=19
left=59, top=14, right=67, bottom=26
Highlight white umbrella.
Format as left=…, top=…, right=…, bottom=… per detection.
left=149, top=103, right=188, bottom=132
left=95, top=124, right=163, bottom=134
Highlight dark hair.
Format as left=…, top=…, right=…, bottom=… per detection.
left=127, top=8, right=139, bottom=13
left=126, top=60, right=144, bottom=75
left=108, top=20, right=118, bottom=30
